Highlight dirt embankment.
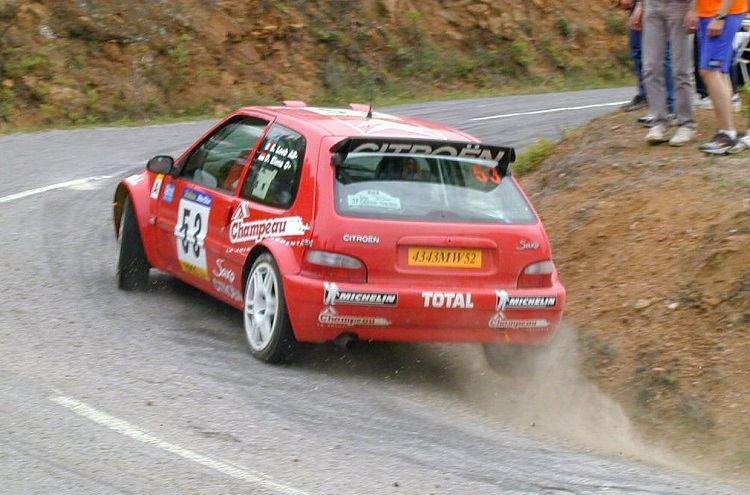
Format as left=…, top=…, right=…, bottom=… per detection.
left=522, top=107, right=750, bottom=484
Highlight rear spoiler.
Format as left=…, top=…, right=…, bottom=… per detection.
left=330, top=138, right=516, bottom=177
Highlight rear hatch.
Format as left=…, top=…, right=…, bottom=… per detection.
left=326, top=137, right=552, bottom=289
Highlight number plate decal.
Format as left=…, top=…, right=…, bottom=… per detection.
left=175, top=188, right=213, bottom=280
left=408, top=248, right=482, bottom=268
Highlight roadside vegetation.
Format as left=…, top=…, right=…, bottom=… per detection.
left=0, top=0, right=632, bottom=130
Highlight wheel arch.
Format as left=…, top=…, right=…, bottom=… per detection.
left=113, top=182, right=130, bottom=238
left=112, top=175, right=158, bottom=266
left=240, top=241, right=302, bottom=294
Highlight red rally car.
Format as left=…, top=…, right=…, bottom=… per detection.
left=113, top=101, right=565, bottom=372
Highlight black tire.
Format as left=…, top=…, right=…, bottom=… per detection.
left=482, top=343, right=547, bottom=376
left=243, top=253, right=299, bottom=364
left=116, top=196, right=150, bottom=290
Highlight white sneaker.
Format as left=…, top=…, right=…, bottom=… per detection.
left=732, top=94, right=742, bottom=112
left=638, top=113, right=657, bottom=126
left=696, top=96, right=713, bottom=109
left=646, top=124, right=670, bottom=144
left=727, top=130, right=750, bottom=154
left=669, top=126, right=696, bottom=146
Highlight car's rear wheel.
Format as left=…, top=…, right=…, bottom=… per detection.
left=482, top=343, right=546, bottom=376
left=243, top=253, right=299, bottom=363
left=116, top=196, right=150, bottom=290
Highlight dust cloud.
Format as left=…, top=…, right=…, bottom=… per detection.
left=425, top=326, right=684, bottom=470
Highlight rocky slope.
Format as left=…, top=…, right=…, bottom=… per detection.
left=1, top=0, right=629, bottom=128
left=523, top=107, right=749, bottom=484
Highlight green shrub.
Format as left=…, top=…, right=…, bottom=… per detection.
left=513, top=137, right=556, bottom=175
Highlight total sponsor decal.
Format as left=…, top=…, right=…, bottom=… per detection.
left=495, top=290, right=556, bottom=310
left=324, top=282, right=397, bottom=306
left=229, top=203, right=310, bottom=244
left=318, top=307, right=390, bottom=327
left=421, top=291, right=474, bottom=309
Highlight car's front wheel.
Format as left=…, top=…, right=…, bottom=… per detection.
left=116, top=196, right=150, bottom=290
left=243, top=253, right=299, bottom=363
left=482, top=343, right=547, bottom=376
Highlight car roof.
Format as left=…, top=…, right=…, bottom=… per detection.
left=235, top=103, right=478, bottom=143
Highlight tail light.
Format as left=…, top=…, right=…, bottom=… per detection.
left=518, top=260, right=555, bottom=288
left=301, top=249, right=367, bottom=283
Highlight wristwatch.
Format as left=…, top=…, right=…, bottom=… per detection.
left=715, top=12, right=727, bottom=20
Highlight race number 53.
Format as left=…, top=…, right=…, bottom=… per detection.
left=175, top=188, right=212, bottom=280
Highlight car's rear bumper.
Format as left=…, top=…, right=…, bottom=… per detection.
left=283, top=275, right=565, bottom=345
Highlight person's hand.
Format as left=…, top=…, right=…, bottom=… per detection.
left=707, top=17, right=726, bottom=37
left=684, top=10, right=698, bottom=34
left=630, top=3, right=643, bottom=30
left=617, top=0, right=635, bottom=10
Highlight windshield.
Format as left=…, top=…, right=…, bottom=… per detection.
left=334, top=152, right=537, bottom=224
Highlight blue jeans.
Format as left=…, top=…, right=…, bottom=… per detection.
left=630, top=27, right=675, bottom=113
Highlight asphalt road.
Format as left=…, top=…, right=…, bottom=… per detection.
left=1, top=88, right=746, bottom=494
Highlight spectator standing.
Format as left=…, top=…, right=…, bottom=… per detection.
left=693, top=29, right=743, bottom=111
left=640, top=0, right=697, bottom=146
left=619, top=0, right=649, bottom=111
left=620, top=0, right=676, bottom=117
left=688, top=0, right=748, bottom=153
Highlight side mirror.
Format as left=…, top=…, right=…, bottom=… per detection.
left=146, top=155, right=175, bottom=175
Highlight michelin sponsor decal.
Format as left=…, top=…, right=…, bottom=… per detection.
left=490, top=290, right=552, bottom=330
left=324, top=282, right=397, bottom=306
left=496, top=290, right=556, bottom=310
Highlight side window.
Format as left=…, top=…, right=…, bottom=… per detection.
left=181, top=116, right=268, bottom=192
left=240, top=124, right=306, bottom=209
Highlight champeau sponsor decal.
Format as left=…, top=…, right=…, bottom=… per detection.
left=489, top=315, right=550, bottom=330
left=318, top=307, right=390, bottom=327
left=324, top=282, right=398, bottom=306
left=229, top=203, right=309, bottom=244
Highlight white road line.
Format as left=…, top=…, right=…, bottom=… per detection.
left=0, top=175, right=113, bottom=204
left=470, top=100, right=630, bottom=121
left=50, top=394, right=309, bottom=495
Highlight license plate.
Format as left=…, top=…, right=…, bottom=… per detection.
left=408, top=247, right=482, bottom=268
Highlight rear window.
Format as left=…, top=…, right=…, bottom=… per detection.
left=334, top=152, right=537, bottom=224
